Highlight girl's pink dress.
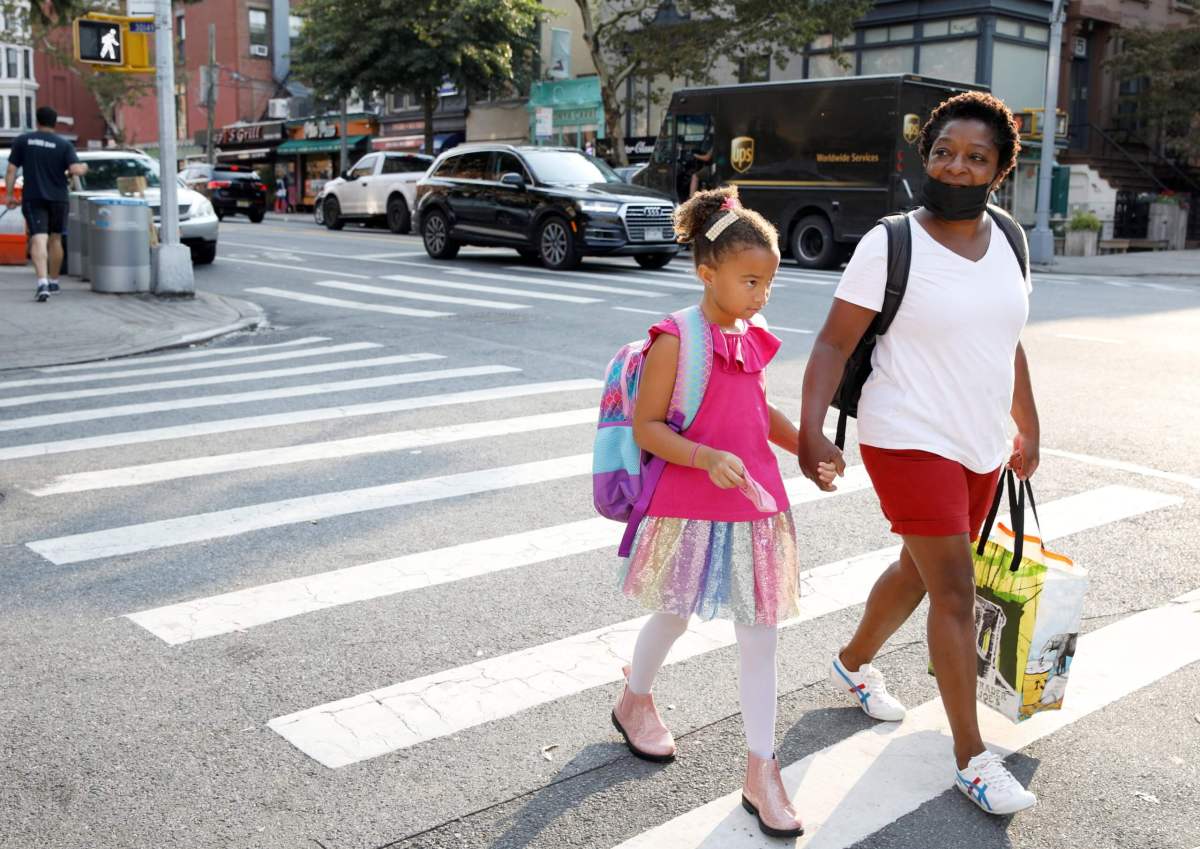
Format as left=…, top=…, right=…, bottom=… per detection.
left=618, top=316, right=800, bottom=626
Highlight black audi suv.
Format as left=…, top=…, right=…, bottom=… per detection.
left=414, top=145, right=679, bottom=270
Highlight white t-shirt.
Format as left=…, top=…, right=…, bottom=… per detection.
left=834, top=212, right=1030, bottom=473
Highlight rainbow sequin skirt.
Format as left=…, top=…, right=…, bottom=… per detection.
left=617, top=512, right=800, bottom=626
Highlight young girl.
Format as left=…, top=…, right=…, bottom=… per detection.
left=611, top=185, right=835, bottom=838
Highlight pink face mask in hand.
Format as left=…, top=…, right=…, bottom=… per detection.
left=738, top=471, right=778, bottom=513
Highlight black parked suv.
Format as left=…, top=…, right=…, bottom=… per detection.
left=180, top=163, right=269, bottom=222
left=414, top=145, right=679, bottom=270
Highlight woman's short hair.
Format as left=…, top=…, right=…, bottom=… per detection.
left=918, top=91, right=1021, bottom=184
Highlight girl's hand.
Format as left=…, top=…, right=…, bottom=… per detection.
left=703, top=449, right=747, bottom=489
left=799, top=428, right=845, bottom=492
left=1009, top=431, right=1040, bottom=480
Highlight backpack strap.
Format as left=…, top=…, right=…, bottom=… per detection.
left=835, top=215, right=910, bottom=450
left=617, top=305, right=714, bottom=557
left=987, top=204, right=1030, bottom=286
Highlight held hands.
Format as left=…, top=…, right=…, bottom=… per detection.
left=798, top=428, right=846, bottom=492
left=1009, top=431, right=1040, bottom=480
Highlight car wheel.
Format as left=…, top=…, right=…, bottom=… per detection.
left=790, top=214, right=838, bottom=269
left=515, top=247, right=540, bottom=263
left=538, top=216, right=581, bottom=270
left=313, top=201, right=325, bottom=226
left=635, top=253, right=673, bottom=270
left=422, top=209, right=460, bottom=259
left=324, top=197, right=344, bottom=230
left=191, top=241, right=217, bottom=265
left=248, top=209, right=264, bottom=224
left=387, top=196, right=411, bottom=234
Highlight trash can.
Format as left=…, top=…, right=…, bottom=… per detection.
left=67, top=192, right=97, bottom=278
left=0, top=201, right=26, bottom=265
left=87, top=197, right=151, bottom=293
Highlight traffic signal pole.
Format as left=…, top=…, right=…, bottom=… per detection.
left=153, top=0, right=194, bottom=295
left=1029, top=0, right=1065, bottom=266
left=206, top=24, right=216, bottom=168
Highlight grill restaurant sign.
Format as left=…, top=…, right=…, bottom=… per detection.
left=215, top=123, right=283, bottom=145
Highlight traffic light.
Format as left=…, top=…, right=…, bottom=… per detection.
left=76, top=19, right=123, bottom=66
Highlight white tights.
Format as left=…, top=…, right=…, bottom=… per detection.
left=626, top=611, right=779, bottom=759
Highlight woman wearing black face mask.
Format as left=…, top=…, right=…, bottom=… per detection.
left=796, top=92, right=1041, bottom=816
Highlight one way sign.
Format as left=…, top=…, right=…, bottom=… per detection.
left=76, top=19, right=123, bottom=66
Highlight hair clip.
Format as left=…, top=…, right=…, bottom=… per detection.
left=720, top=196, right=740, bottom=211
left=705, top=210, right=739, bottom=241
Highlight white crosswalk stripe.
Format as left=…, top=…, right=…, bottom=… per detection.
left=513, top=265, right=704, bottom=291
left=1, top=329, right=1191, bottom=848
left=245, top=286, right=454, bottom=317
left=265, top=485, right=1178, bottom=767
left=379, top=273, right=601, bottom=303
left=311, top=279, right=530, bottom=310
left=385, top=261, right=665, bottom=297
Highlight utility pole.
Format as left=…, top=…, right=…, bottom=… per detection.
left=1030, top=0, right=1066, bottom=266
left=205, top=23, right=216, bottom=167
left=339, top=96, right=349, bottom=175
left=154, top=0, right=194, bottom=295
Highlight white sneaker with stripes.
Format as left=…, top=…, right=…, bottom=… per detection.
left=830, top=655, right=907, bottom=721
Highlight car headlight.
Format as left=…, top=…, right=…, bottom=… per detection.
left=579, top=200, right=620, bottom=214
left=192, top=197, right=214, bottom=217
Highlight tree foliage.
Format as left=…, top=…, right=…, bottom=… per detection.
left=291, top=0, right=543, bottom=153
left=576, top=0, right=872, bottom=164
left=1106, top=22, right=1200, bottom=159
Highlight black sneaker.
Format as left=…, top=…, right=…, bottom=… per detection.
left=35, top=282, right=50, bottom=302
left=48, top=281, right=60, bottom=294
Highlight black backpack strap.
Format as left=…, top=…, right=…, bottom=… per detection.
left=987, top=204, right=1030, bottom=286
left=876, top=214, right=911, bottom=336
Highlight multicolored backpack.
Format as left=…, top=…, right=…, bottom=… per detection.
left=593, top=305, right=713, bottom=556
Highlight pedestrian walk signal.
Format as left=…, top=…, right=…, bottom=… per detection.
left=76, top=19, right=123, bottom=66
left=73, top=14, right=154, bottom=73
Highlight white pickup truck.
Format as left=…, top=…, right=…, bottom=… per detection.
left=321, top=152, right=433, bottom=233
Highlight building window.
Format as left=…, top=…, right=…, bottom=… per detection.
left=863, top=23, right=914, bottom=44
left=996, top=18, right=1022, bottom=37
left=807, top=53, right=855, bottom=79
left=23, top=48, right=30, bottom=79
left=289, top=14, right=303, bottom=50
left=919, top=40, right=978, bottom=83
left=992, top=41, right=1048, bottom=112
left=6, top=48, right=16, bottom=79
left=249, top=9, right=270, bottom=53
left=8, top=95, right=19, bottom=129
left=24, top=96, right=32, bottom=129
left=995, top=18, right=1047, bottom=42
left=861, top=45, right=914, bottom=74
left=738, top=53, right=771, bottom=83
left=175, top=14, right=186, bottom=62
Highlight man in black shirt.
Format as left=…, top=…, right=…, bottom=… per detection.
left=6, top=105, right=88, bottom=301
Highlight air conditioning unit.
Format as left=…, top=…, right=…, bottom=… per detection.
left=249, top=44, right=269, bottom=57
left=267, top=98, right=289, bottom=119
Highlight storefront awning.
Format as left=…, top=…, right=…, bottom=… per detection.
left=277, top=135, right=369, bottom=154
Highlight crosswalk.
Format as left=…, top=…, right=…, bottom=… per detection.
left=1, top=331, right=1193, bottom=847
left=223, top=245, right=1196, bottom=325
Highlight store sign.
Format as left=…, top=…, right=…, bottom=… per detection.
left=216, top=123, right=283, bottom=145
left=624, top=137, right=656, bottom=158
left=535, top=107, right=553, bottom=138
left=554, top=107, right=598, bottom=127
left=303, top=119, right=339, bottom=139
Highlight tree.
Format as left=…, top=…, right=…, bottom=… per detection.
left=291, top=0, right=544, bottom=155
left=3, top=0, right=157, bottom=146
left=575, top=0, right=872, bottom=165
left=1106, top=22, right=1200, bottom=160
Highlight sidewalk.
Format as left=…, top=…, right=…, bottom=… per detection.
left=0, top=272, right=263, bottom=371
left=1033, top=248, right=1200, bottom=278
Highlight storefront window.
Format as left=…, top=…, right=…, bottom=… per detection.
left=992, top=41, right=1048, bottom=112
left=996, top=19, right=1022, bottom=38
left=861, top=46, right=914, bottom=74
left=305, top=156, right=333, bottom=200
left=919, top=40, right=977, bottom=83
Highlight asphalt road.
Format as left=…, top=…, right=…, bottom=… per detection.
left=1, top=213, right=1197, bottom=849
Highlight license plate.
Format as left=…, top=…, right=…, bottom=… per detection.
left=237, top=200, right=251, bottom=208
left=643, top=228, right=662, bottom=242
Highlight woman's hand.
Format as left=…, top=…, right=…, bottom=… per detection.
left=1009, top=431, right=1040, bottom=480
left=703, top=449, right=747, bottom=490
left=799, top=428, right=846, bottom=492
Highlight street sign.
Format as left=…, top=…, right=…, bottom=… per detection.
left=76, top=19, right=123, bottom=65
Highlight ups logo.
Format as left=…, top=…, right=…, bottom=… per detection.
left=730, top=136, right=755, bottom=173
left=902, top=113, right=921, bottom=145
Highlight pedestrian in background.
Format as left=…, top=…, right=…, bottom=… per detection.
left=612, top=185, right=833, bottom=838
left=797, top=91, right=1041, bottom=815
left=275, top=181, right=288, bottom=214
left=5, top=106, right=88, bottom=302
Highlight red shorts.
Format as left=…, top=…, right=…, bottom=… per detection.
left=860, top=445, right=1001, bottom=540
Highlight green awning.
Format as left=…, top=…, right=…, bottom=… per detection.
left=277, top=135, right=369, bottom=154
